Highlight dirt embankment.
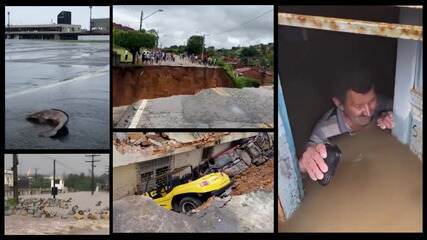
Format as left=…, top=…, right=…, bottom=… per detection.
left=232, top=159, right=274, bottom=195
left=113, top=65, right=233, bottom=107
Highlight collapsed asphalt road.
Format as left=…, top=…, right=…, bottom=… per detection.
left=113, top=190, right=273, bottom=233
left=114, top=86, right=273, bottom=128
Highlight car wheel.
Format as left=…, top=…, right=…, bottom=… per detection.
left=179, top=196, right=202, bottom=213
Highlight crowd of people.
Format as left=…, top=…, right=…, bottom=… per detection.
left=179, top=53, right=216, bottom=66
left=136, top=50, right=176, bottom=65
left=133, top=50, right=217, bottom=66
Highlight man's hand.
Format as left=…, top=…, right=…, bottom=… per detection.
left=299, top=143, right=329, bottom=181
left=376, top=111, right=394, bottom=130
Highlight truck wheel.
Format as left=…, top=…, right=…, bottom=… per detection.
left=179, top=196, right=202, bottom=213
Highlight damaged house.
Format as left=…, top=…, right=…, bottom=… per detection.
left=113, top=132, right=273, bottom=201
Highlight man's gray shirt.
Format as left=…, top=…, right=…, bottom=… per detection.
left=306, top=95, right=393, bottom=148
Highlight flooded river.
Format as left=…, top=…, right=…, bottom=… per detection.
left=5, top=39, right=110, bottom=149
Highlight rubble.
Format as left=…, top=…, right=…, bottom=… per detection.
left=113, top=195, right=197, bottom=233
left=114, top=86, right=274, bottom=128
left=5, top=193, right=109, bottom=221
left=113, top=132, right=231, bottom=155
left=113, top=190, right=273, bottom=233
left=5, top=192, right=110, bottom=235
left=231, top=159, right=274, bottom=195
left=193, top=191, right=274, bottom=232
left=112, top=132, right=274, bottom=232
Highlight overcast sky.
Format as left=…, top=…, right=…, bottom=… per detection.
left=113, top=5, right=273, bottom=49
left=4, top=154, right=109, bottom=177
left=5, top=6, right=110, bottom=30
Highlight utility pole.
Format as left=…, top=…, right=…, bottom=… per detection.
left=7, top=11, right=10, bottom=30
left=139, top=10, right=143, bottom=31
left=201, top=34, right=205, bottom=61
left=140, top=9, right=163, bottom=32
left=104, top=165, right=109, bottom=191
left=89, top=6, right=93, bottom=32
left=34, top=168, right=39, bottom=182
left=85, top=154, right=101, bottom=195
left=52, top=160, right=57, bottom=199
left=12, top=154, right=19, bottom=204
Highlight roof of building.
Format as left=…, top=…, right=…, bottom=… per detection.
left=235, top=67, right=252, bottom=73
left=91, top=18, right=110, bottom=22
left=8, top=24, right=81, bottom=28
left=113, top=132, right=259, bottom=168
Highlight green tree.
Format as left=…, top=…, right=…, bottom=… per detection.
left=64, top=173, right=107, bottom=192
left=147, top=29, right=159, bottom=47
left=260, top=50, right=273, bottom=70
left=31, top=177, right=51, bottom=188
left=113, top=29, right=158, bottom=64
left=206, top=46, right=216, bottom=57
left=186, top=35, right=204, bottom=55
left=239, top=46, right=259, bottom=66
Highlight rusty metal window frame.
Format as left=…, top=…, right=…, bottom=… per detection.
left=395, top=5, right=423, bottom=9
left=278, top=11, right=423, bottom=41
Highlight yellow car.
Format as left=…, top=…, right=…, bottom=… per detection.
left=143, top=165, right=232, bottom=213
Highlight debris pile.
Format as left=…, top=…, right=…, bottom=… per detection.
left=193, top=191, right=274, bottom=232
left=202, top=132, right=273, bottom=180
left=113, top=190, right=273, bottom=233
left=113, top=195, right=197, bottom=233
left=231, top=159, right=274, bottom=195
left=5, top=197, right=109, bottom=221
left=113, top=132, right=230, bottom=155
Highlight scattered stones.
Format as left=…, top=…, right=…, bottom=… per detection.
left=71, top=205, right=79, bottom=214
left=73, top=211, right=85, bottom=220
left=5, top=196, right=110, bottom=221
left=100, top=211, right=109, bottom=220
left=87, top=213, right=99, bottom=220
left=43, top=209, right=57, bottom=218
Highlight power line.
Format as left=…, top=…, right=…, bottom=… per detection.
left=85, top=154, right=101, bottom=195
left=44, top=155, right=89, bottom=174
left=209, top=9, right=273, bottom=37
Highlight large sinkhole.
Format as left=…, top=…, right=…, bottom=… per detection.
left=113, top=65, right=234, bottom=107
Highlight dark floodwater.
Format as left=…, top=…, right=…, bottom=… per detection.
left=5, top=40, right=110, bottom=149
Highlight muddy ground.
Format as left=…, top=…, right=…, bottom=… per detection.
left=232, top=159, right=273, bottom=195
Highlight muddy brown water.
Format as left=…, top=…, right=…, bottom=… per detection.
left=280, top=123, right=422, bottom=232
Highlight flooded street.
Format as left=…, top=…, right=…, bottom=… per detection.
left=280, top=123, right=422, bottom=232
left=5, top=215, right=109, bottom=235
left=5, top=191, right=109, bottom=235
left=5, top=40, right=109, bottom=149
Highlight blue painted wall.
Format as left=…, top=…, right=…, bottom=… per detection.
left=278, top=77, right=304, bottom=219
left=392, top=8, right=423, bottom=146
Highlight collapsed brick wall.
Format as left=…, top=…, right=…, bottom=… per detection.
left=113, top=66, right=234, bottom=107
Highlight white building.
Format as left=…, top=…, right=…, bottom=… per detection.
left=4, top=170, right=13, bottom=187
left=46, top=176, right=65, bottom=192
